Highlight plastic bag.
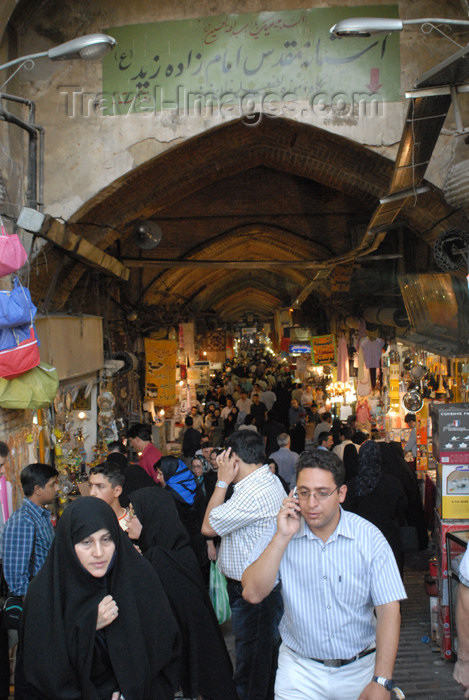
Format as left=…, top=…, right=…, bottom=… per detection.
left=209, top=561, right=231, bottom=625
left=0, top=362, right=58, bottom=409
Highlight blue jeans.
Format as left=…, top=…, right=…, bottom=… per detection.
left=227, top=579, right=283, bottom=700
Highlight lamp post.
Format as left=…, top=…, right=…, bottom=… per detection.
left=330, top=17, right=469, bottom=37
left=0, top=33, right=116, bottom=72
left=0, top=33, right=116, bottom=215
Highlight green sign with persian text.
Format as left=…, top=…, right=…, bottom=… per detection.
left=101, top=5, right=400, bottom=116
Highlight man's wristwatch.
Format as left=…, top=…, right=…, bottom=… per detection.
left=372, top=676, right=394, bottom=691
left=216, top=480, right=228, bottom=489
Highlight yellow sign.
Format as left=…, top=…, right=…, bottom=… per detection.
left=144, top=339, right=178, bottom=405
left=311, top=334, right=336, bottom=365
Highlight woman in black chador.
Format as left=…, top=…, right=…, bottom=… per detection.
left=127, top=487, right=238, bottom=700
left=18, top=497, right=180, bottom=699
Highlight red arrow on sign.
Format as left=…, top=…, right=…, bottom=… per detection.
left=367, top=68, right=382, bottom=93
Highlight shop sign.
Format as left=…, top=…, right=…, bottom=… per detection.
left=289, top=343, right=310, bottom=354
left=103, top=7, right=400, bottom=115
left=144, top=339, right=178, bottom=405
left=311, top=334, right=336, bottom=365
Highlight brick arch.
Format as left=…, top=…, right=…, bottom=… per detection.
left=141, top=223, right=329, bottom=307
left=32, top=115, right=394, bottom=313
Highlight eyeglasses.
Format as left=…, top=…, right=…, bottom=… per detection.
left=128, top=505, right=136, bottom=519
left=296, top=486, right=339, bottom=501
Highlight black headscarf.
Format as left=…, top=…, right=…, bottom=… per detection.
left=21, top=497, right=181, bottom=700
left=131, top=488, right=237, bottom=700
left=133, top=485, right=192, bottom=556
left=355, top=440, right=382, bottom=496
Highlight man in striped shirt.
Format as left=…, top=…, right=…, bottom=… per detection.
left=3, top=464, right=59, bottom=698
left=202, top=430, right=285, bottom=700
left=242, top=449, right=406, bottom=700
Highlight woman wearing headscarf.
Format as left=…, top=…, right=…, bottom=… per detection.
left=379, top=441, right=429, bottom=550
left=156, top=456, right=209, bottom=579
left=127, top=488, right=238, bottom=700
left=19, top=497, right=180, bottom=700
left=343, top=439, right=408, bottom=575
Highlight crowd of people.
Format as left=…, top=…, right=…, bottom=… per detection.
left=0, top=353, right=462, bottom=699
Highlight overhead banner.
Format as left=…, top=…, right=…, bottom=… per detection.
left=102, top=5, right=400, bottom=115
left=144, top=339, right=178, bottom=404
left=311, top=334, right=336, bottom=365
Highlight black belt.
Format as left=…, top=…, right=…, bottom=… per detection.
left=309, top=646, right=376, bottom=668
left=226, top=577, right=241, bottom=586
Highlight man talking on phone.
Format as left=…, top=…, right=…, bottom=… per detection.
left=242, top=449, right=406, bottom=700
left=202, top=430, right=285, bottom=700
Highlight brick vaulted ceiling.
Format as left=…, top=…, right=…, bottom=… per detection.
left=30, top=115, right=457, bottom=327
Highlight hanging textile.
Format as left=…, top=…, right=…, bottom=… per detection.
left=357, top=346, right=371, bottom=396
left=361, top=337, right=385, bottom=369
left=336, top=336, right=349, bottom=383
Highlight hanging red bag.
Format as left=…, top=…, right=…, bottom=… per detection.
left=0, top=218, right=28, bottom=278
left=0, top=327, right=40, bottom=379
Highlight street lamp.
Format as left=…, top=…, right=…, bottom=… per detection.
left=0, top=33, right=116, bottom=72
left=330, top=17, right=469, bottom=37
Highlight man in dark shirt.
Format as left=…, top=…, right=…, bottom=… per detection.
left=182, top=416, right=202, bottom=457
left=263, top=410, right=286, bottom=458
left=250, top=393, right=267, bottom=431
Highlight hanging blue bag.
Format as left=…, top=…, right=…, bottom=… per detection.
left=0, top=323, right=40, bottom=351
left=0, top=277, right=36, bottom=329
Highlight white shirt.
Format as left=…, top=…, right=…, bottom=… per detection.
left=209, top=465, right=285, bottom=581
left=405, top=427, right=417, bottom=458
left=314, top=421, right=332, bottom=445
left=249, top=508, right=406, bottom=659
left=236, top=398, right=252, bottom=414
left=221, top=405, right=235, bottom=420
left=191, top=414, right=204, bottom=431
left=332, top=440, right=358, bottom=461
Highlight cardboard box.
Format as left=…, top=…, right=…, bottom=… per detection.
left=437, top=463, right=469, bottom=519
left=431, top=403, right=469, bottom=464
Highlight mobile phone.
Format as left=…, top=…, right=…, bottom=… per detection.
left=293, top=486, right=298, bottom=499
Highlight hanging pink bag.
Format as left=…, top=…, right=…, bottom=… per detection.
left=0, top=218, right=28, bottom=278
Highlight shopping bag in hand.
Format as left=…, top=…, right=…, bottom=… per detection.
left=209, top=561, right=231, bottom=625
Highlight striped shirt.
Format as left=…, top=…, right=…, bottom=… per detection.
left=209, top=465, right=285, bottom=581
left=2, top=498, right=54, bottom=595
left=249, top=507, right=406, bottom=659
